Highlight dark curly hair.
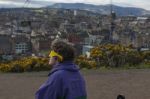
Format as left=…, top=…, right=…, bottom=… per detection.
left=51, top=39, right=76, bottom=62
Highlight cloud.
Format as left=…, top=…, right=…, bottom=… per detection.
left=0, top=0, right=53, bottom=7
left=131, top=1, right=150, bottom=10
left=0, top=0, right=149, bottom=10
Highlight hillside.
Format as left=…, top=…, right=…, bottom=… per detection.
left=47, top=3, right=150, bottom=16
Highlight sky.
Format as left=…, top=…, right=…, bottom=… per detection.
left=0, top=0, right=149, bottom=10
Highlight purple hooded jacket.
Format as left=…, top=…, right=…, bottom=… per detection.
left=35, top=61, right=87, bottom=99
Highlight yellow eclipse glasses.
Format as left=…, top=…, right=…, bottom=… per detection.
left=49, top=50, right=63, bottom=62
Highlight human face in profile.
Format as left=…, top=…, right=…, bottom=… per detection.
left=49, top=56, right=58, bottom=66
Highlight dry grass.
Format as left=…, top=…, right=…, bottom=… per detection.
left=0, top=69, right=150, bottom=99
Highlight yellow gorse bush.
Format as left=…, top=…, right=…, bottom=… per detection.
left=0, top=64, right=11, bottom=72
left=0, top=45, right=149, bottom=72
left=76, top=44, right=149, bottom=69
left=0, top=57, right=50, bottom=73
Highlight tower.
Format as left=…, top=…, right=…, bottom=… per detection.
left=109, top=0, right=116, bottom=43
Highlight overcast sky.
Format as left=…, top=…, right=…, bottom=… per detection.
left=0, top=0, right=149, bottom=10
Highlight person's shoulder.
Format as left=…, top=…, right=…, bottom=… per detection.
left=47, top=70, right=65, bottom=84
left=50, top=70, right=66, bottom=78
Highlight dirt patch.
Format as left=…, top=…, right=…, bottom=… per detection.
left=0, top=69, right=150, bottom=99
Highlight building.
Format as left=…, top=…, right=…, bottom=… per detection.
left=13, top=35, right=31, bottom=54
left=0, top=35, right=14, bottom=55
left=31, top=35, right=51, bottom=55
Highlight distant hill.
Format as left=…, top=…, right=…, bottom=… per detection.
left=47, top=3, right=150, bottom=16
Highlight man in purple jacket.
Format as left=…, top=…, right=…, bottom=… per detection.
left=35, top=39, right=87, bottom=99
